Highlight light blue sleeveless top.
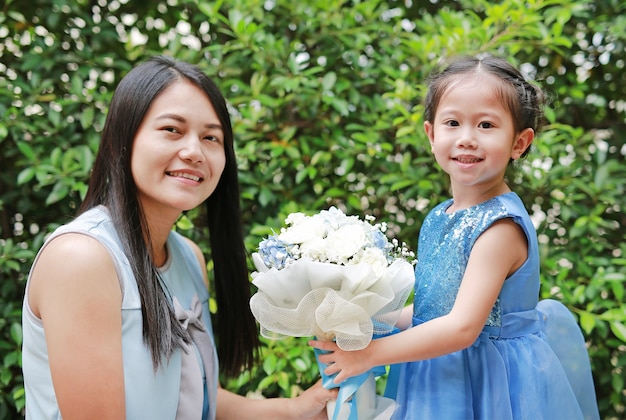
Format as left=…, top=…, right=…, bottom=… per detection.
left=22, top=206, right=218, bottom=419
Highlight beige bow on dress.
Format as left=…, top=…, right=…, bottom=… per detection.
left=173, top=295, right=218, bottom=420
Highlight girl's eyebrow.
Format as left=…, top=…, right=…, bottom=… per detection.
left=156, top=113, right=223, bottom=131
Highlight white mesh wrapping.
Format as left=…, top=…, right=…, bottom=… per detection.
left=250, top=254, right=414, bottom=350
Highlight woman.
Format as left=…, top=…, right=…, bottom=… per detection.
left=22, top=56, right=335, bottom=419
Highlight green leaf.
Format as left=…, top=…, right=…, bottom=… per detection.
left=17, top=167, right=35, bottom=185
left=277, top=371, right=289, bottom=391
left=609, top=322, right=626, bottom=343
left=176, top=214, right=194, bottom=230
left=48, top=109, right=61, bottom=128
left=321, top=72, right=337, bottom=91
left=396, top=125, right=416, bottom=138
left=612, top=370, right=624, bottom=394
left=80, top=106, right=95, bottom=130
left=258, top=187, right=273, bottom=207
left=17, top=141, right=35, bottom=160
left=3, top=351, right=19, bottom=368
left=10, top=323, right=22, bottom=346
left=263, top=353, right=277, bottom=375
left=45, top=182, right=70, bottom=205
left=292, top=358, right=309, bottom=372
left=578, top=311, right=596, bottom=335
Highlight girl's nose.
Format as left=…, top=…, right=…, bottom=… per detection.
left=456, top=128, right=477, bottom=149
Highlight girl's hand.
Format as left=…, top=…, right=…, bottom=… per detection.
left=309, top=340, right=372, bottom=385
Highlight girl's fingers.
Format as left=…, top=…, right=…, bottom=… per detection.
left=309, top=339, right=337, bottom=351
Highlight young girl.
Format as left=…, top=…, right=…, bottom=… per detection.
left=312, top=55, right=599, bottom=419
left=22, top=56, right=335, bottom=419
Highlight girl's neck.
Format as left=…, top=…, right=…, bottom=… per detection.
left=448, top=182, right=511, bottom=212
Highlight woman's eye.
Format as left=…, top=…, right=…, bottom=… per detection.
left=164, top=127, right=180, bottom=134
left=204, top=135, right=220, bottom=143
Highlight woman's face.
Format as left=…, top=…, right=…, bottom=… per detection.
left=131, top=79, right=226, bottom=219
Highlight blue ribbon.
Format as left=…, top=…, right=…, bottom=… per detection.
left=314, top=339, right=387, bottom=420
left=383, top=363, right=400, bottom=400
left=382, top=327, right=402, bottom=400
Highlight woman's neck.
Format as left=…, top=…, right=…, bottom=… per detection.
left=143, top=210, right=180, bottom=268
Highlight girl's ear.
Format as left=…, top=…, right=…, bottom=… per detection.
left=424, top=121, right=435, bottom=151
left=512, top=128, right=534, bottom=159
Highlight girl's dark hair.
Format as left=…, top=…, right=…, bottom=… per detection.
left=80, top=55, right=259, bottom=377
left=424, top=55, right=546, bottom=159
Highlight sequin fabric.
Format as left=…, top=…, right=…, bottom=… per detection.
left=413, top=196, right=510, bottom=326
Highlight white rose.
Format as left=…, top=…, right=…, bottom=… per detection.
left=351, top=247, right=388, bottom=276
left=299, top=237, right=330, bottom=262
left=279, top=216, right=327, bottom=245
left=326, top=224, right=365, bottom=260
left=284, top=212, right=307, bottom=226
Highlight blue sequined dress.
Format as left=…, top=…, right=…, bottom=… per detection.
left=390, top=192, right=599, bottom=420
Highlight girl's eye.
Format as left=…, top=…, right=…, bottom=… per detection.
left=479, top=122, right=493, bottom=129
left=445, top=120, right=459, bottom=127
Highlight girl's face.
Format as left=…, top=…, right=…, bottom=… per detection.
left=424, top=75, right=533, bottom=193
left=131, top=79, right=226, bottom=219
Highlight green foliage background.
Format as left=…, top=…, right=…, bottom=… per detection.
left=1, top=0, right=624, bottom=418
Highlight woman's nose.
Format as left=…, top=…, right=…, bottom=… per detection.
left=178, top=136, right=204, bottom=163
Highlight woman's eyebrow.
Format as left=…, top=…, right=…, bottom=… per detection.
left=156, top=113, right=223, bottom=130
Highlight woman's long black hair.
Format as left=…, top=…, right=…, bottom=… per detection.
left=79, top=55, right=259, bottom=377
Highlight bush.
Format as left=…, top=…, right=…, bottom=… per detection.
left=1, top=0, right=624, bottom=417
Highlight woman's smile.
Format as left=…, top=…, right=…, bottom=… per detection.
left=131, top=79, right=226, bottom=218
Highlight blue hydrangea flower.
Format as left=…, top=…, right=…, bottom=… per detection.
left=371, top=229, right=389, bottom=251
left=258, top=236, right=293, bottom=270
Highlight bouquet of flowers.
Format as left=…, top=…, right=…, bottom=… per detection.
left=249, top=207, right=415, bottom=420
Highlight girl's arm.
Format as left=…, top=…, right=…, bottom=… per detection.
left=312, top=218, right=529, bottom=384
left=28, top=233, right=125, bottom=419
left=216, top=380, right=337, bottom=420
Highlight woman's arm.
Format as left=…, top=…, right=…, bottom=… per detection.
left=182, top=237, right=337, bottom=418
left=28, top=233, right=125, bottom=419
left=216, top=380, right=336, bottom=420
left=313, top=218, right=529, bottom=384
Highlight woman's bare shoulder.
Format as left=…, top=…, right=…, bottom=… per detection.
left=28, top=232, right=121, bottom=318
